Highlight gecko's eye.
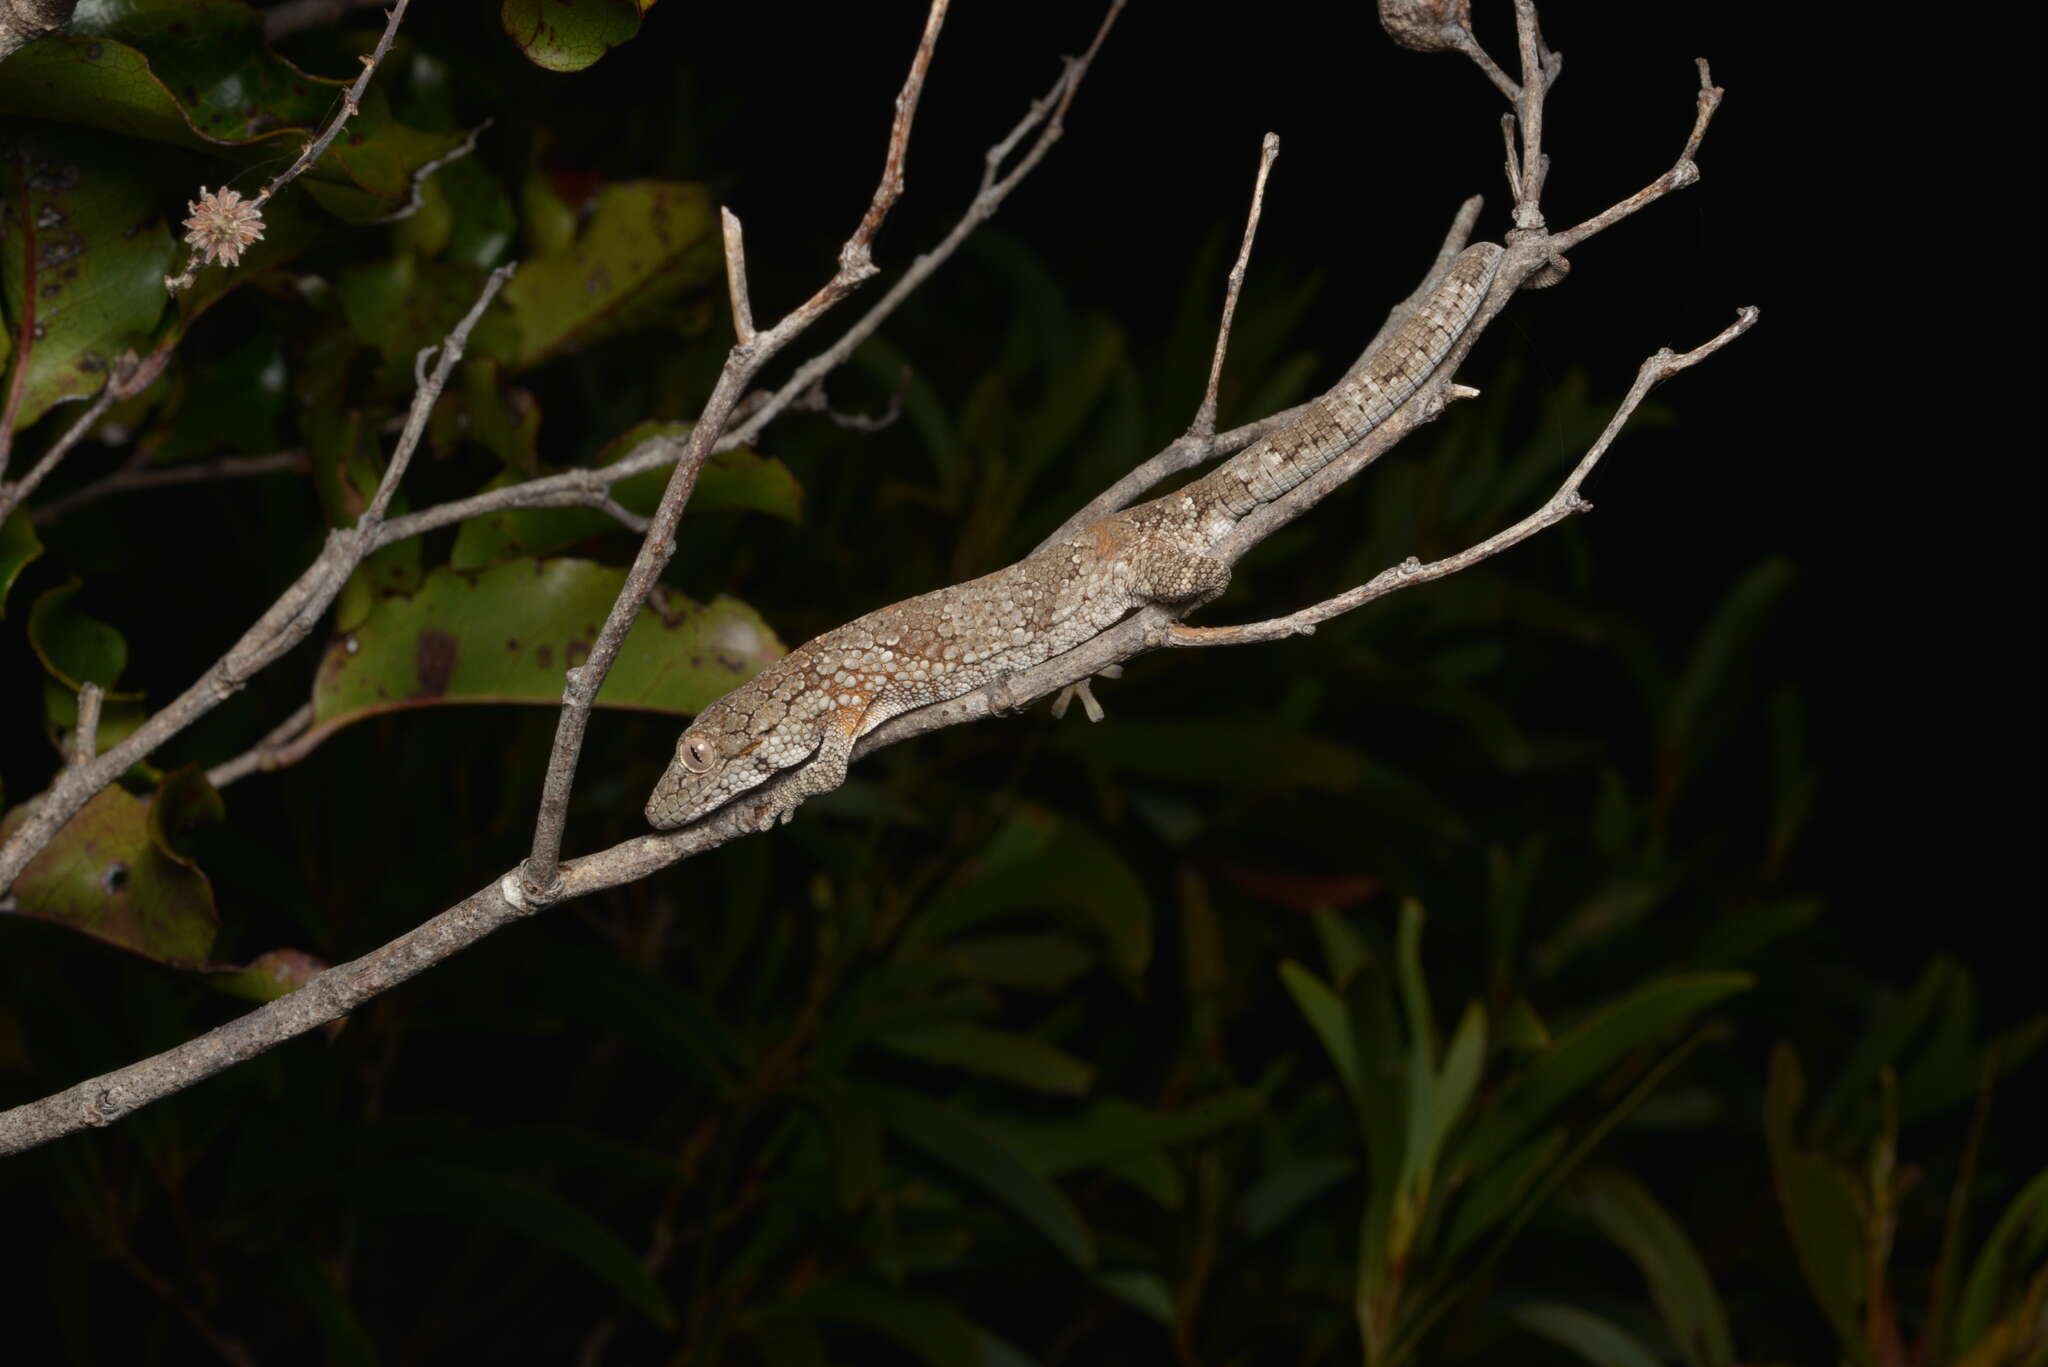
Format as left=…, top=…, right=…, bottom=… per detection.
left=679, top=732, right=717, bottom=774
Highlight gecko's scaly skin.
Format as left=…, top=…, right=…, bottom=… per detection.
left=646, top=243, right=1504, bottom=830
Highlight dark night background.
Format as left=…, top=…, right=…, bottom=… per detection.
left=3, top=2, right=2030, bottom=1364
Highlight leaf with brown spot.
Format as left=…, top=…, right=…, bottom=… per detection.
left=0, top=765, right=223, bottom=966
left=308, top=558, right=784, bottom=749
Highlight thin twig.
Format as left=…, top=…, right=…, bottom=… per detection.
left=720, top=208, right=757, bottom=346
left=0, top=266, right=513, bottom=898
left=69, top=683, right=102, bottom=767
left=1189, top=132, right=1279, bottom=441
left=31, top=450, right=308, bottom=525
left=369, top=117, right=494, bottom=225
left=717, top=0, right=1124, bottom=456
left=166, top=0, right=412, bottom=292
left=1551, top=59, right=1722, bottom=253
left=1171, top=309, right=1757, bottom=649
left=205, top=702, right=315, bottom=790
left=0, top=376, right=120, bottom=524
left=517, top=1, right=954, bottom=901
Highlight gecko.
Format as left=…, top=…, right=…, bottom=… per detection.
left=645, top=241, right=1505, bottom=832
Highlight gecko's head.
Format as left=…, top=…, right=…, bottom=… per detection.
left=644, top=700, right=779, bottom=830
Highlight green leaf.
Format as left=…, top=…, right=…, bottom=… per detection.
left=0, top=8, right=464, bottom=216
left=907, top=806, right=1152, bottom=976
left=1765, top=1044, right=1867, bottom=1352
left=1954, top=1166, right=2048, bottom=1355
left=501, top=0, right=655, bottom=73
left=0, top=508, right=44, bottom=617
left=1514, top=1301, right=1665, bottom=1367
left=0, top=767, right=222, bottom=965
left=938, top=933, right=1095, bottom=992
left=499, top=180, right=718, bottom=369
left=1242, top=1156, right=1356, bottom=1239
left=1, top=127, right=174, bottom=429
left=309, top=559, right=784, bottom=741
left=1279, top=959, right=1362, bottom=1104
left=1579, top=1170, right=1735, bottom=1367
left=1095, top=1268, right=1177, bottom=1324
left=878, top=1022, right=1096, bottom=1096
left=1458, top=973, right=1752, bottom=1179
left=448, top=432, right=801, bottom=569
left=207, top=948, right=329, bottom=1005
left=1658, top=558, right=1796, bottom=799
left=1441, top=1129, right=1567, bottom=1262
left=999, top=1091, right=1262, bottom=1178
left=859, top=1083, right=1097, bottom=1267
left=27, top=579, right=135, bottom=693
left=757, top=1283, right=1018, bottom=1367
left=360, top=1160, right=677, bottom=1330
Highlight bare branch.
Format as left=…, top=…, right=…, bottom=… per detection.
left=1551, top=59, right=1723, bottom=253
left=32, top=450, right=308, bottom=526
left=718, top=0, right=1124, bottom=455
left=0, top=265, right=513, bottom=898
left=518, top=1, right=957, bottom=901
left=1189, top=132, right=1280, bottom=441
left=720, top=207, right=757, bottom=346
left=1171, top=309, right=1758, bottom=649
left=206, top=703, right=315, bottom=790
left=68, top=682, right=101, bottom=767
left=0, top=373, right=120, bottom=524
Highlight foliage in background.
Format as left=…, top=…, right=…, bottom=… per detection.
left=0, top=5, right=2040, bottom=1365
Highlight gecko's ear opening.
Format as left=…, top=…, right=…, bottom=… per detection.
left=679, top=732, right=716, bottom=774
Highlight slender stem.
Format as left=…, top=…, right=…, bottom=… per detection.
left=0, top=379, right=119, bottom=524
left=1189, top=131, right=1280, bottom=440
left=206, top=702, right=316, bottom=790
left=32, top=451, right=309, bottom=525
left=69, top=682, right=102, bottom=767
left=0, top=267, right=511, bottom=897
left=518, top=0, right=954, bottom=899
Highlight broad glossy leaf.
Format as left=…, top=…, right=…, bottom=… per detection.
left=28, top=579, right=135, bottom=691
left=310, top=559, right=783, bottom=740
left=0, top=4, right=464, bottom=216
left=499, top=180, right=718, bottom=369
left=859, top=1083, right=1096, bottom=1267
left=360, top=1160, right=676, bottom=1329
left=1579, top=1170, right=1735, bottom=1367
left=878, top=1022, right=1095, bottom=1096
left=1514, top=1302, right=1664, bottom=1367
left=1458, top=973, right=1752, bottom=1179
left=0, top=509, right=43, bottom=616
left=502, top=0, right=655, bottom=72
left=0, top=766, right=222, bottom=965
left=1, top=127, right=173, bottom=429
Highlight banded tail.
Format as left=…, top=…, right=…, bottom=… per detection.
left=1193, top=241, right=1504, bottom=520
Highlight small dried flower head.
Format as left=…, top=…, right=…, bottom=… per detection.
left=181, top=186, right=266, bottom=269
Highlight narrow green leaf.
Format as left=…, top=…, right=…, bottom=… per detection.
left=1095, top=1268, right=1177, bottom=1324
left=999, top=1091, right=1262, bottom=1176
left=1441, top=1129, right=1567, bottom=1261
left=1280, top=959, right=1362, bottom=1104
left=1514, top=1301, right=1665, bottom=1367
left=1765, top=1044, right=1867, bottom=1352
left=1954, top=1167, right=2048, bottom=1354
left=360, top=1161, right=677, bottom=1330
left=877, top=1023, right=1095, bottom=1096
left=1395, top=899, right=1439, bottom=1066
left=1242, top=1156, right=1356, bottom=1239
left=1579, top=1170, right=1735, bottom=1367
left=1459, top=973, right=1752, bottom=1178
left=860, top=1084, right=1097, bottom=1267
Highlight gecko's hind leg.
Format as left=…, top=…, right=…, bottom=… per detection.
left=1052, top=664, right=1123, bottom=722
